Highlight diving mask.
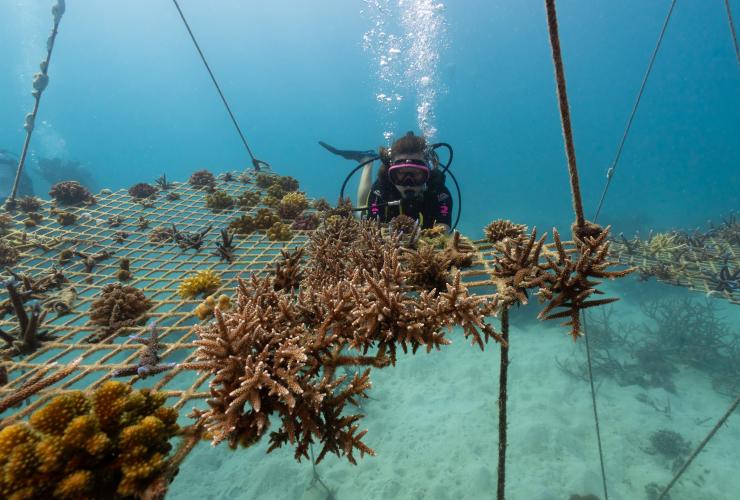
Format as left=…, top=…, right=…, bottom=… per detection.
left=388, top=158, right=430, bottom=187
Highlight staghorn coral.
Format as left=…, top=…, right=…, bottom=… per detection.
left=112, top=322, right=176, bottom=378
left=291, top=213, right=320, bottom=231
left=49, top=181, right=95, bottom=206
left=389, top=214, right=417, bottom=237
left=88, top=284, right=152, bottom=342
left=193, top=294, right=231, bottom=321
left=236, top=190, right=261, bottom=209
left=178, top=270, right=221, bottom=299
left=0, top=381, right=179, bottom=498
left=204, top=190, right=235, bottom=212
left=228, top=215, right=256, bottom=236
left=189, top=169, right=216, bottom=190
left=491, top=228, right=549, bottom=307
left=0, top=280, right=53, bottom=355
left=273, top=248, right=304, bottom=292
left=278, top=192, right=308, bottom=219
left=484, top=219, right=527, bottom=244
left=323, top=197, right=354, bottom=219
left=441, top=231, right=475, bottom=269
left=215, top=228, right=235, bottom=263
left=312, top=198, right=331, bottom=212
left=402, top=242, right=451, bottom=293
left=128, top=182, right=158, bottom=200
left=0, top=240, right=20, bottom=268
left=537, top=222, right=634, bottom=340
left=190, top=221, right=500, bottom=462
left=16, top=196, right=42, bottom=213
left=154, top=173, right=173, bottom=190
left=419, top=224, right=450, bottom=249
left=267, top=222, right=293, bottom=241
left=254, top=208, right=281, bottom=230
left=646, top=231, right=685, bottom=257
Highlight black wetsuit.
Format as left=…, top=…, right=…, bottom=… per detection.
left=365, top=170, right=452, bottom=229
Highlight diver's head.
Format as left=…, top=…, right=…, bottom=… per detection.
left=387, top=132, right=430, bottom=199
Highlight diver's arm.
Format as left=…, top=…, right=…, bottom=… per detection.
left=356, top=157, right=375, bottom=214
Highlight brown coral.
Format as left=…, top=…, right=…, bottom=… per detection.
left=16, top=196, right=42, bottom=213
left=0, top=240, right=20, bottom=268
left=236, top=191, right=261, bottom=209
left=254, top=208, right=281, bottom=230
left=0, top=381, right=178, bottom=498
left=291, top=213, right=320, bottom=230
left=88, top=284, right=152, bottom=342
left=204, top=190, right=235, bottom=212
left=278, top=192, right=308, bottom=219
left=484, top=219, right=527, bottom=244
left=229, top=215, right=256, bottom=236
left=266, top=222, right=293, bottom=241
left=188, top=169, right=216, bottom=190
left=191, top=221, right=500, bottom=463
left=128, top=183, right=158, bottom=199
left=55, top=210, right=77, bottom=226
left=0, top=214, right=13, bottom=235
left=49, top=181, right=95, bottom=206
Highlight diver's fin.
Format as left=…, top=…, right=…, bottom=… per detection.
left=319, top=141, right=377, bottom=162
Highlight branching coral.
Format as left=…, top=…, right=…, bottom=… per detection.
left=49, top=181, right=95, bottom=206
left=278, top=192, right=308, bottom=219
left=112, top=322, right=176, bottom=378
left=190, top=222, right=500, bottom=462
left=228, top=215, right=256, bottom=236
left=273, top=248, right=304, bottom=292
left=254, top=208, right=281, bottom=230
left=491, top=228, right=549, bottom=307
left=128, top=182, right=158, bottom=200
left=215, top=228, right=235, bottom=263
left=402, top=242, right=451, bottom=293
left=267, top=222, right=293, bottom=241
left=484, top=219, right=527, bottom=244
left=291, top=213, right=320, bottom=230
left=204, top=190, right=235, bottom=212
left=0, top=279, right=53, bottom=355
left=312, top=198, right=331, bottom=212
left=154, top=173, right=173, bottom=190
left=0, top=381, right=179, bottom=498
left=646, top=231, right=685, bottom=257
left=149, top=225, right=176, bottom=244
left=178, top=270, right=221, bottom=299
left=88, top=284, right=152, bottom=342
left=538, top=223, right=634, bottom=340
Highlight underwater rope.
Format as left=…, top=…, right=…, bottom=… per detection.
left=170, top=0, right=269, bottom=171
left=544, top=1, right=609, bottom=499
left=593, top=0, right=678, bottom=222
left=6, top=0, right=65, bottom=209
left=657, top=394, right=740, bottom=499
left=724, top=0, right=740, bottom=66
left=544, top=0, right=585, bottom=229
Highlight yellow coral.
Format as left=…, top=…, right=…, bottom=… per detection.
left=193, top=294, right=231, bottom=320
left=0, top=381, right=179, bottom=499
left=267, top=221, right=293, bottom=241
left=278, top=192, right=308, bottom=219
left=178, top=270, right=221, bottom=299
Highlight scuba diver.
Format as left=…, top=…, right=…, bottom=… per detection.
left=320, top=131, right=458, bottom=231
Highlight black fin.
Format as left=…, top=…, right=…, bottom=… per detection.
left=319, top=141, right=378, bottom=162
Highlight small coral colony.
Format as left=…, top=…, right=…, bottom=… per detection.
left=5, top=162, right=702, bottom=498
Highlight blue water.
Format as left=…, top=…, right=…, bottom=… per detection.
left=1, top=1, right=738, bottom=499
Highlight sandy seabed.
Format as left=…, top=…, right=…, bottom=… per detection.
left=169, top=281, right=740, bottom=500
